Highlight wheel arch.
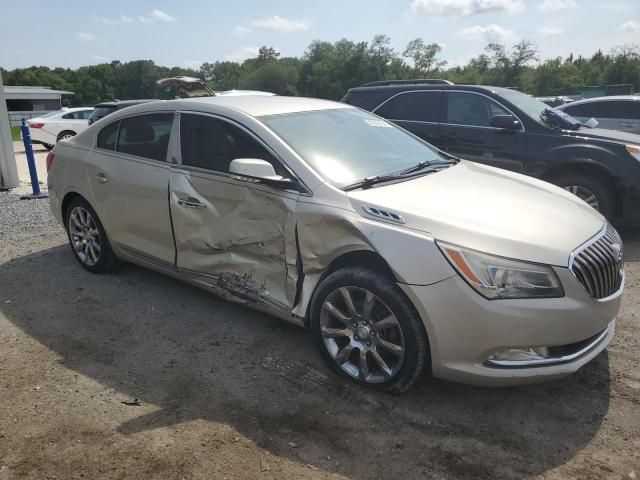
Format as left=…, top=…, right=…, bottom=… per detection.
left=542, top=159, right=624, bottom=217
left=301, top=249, right=398, bottom=326
left=57, top=130, right=77, bottom=142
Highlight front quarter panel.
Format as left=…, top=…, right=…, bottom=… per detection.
left=293, top=194, right=456, bottom=318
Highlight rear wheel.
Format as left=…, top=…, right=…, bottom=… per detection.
left=57, top=130, right=76, bottom=142
left=310, top=267, right=429, bottom=394
left=65, top=197, right=118, bottom=273
left=552, top=174, right=615, bottom=219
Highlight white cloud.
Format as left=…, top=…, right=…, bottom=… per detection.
left=90, top=54, right=109, bottom=62
left=101, top=14, right=133, bottom=26
left=458, top=24, right=515, bottom=42
left=535, top=0, right=577, bottom=12
left=139, top=9, right=176, bottom=24
left=620, top=20, right=640, bottom=32
left=234, top=25, right=251, bottom=34
left=77, top=32, right=95, bottom=41
left=225, top=46, right=261, bottom=62
left=410, top=0, right=524, bottom=17
left=235, top=15, right=310, bottom=33
left=538, top=26, right=564, bottom=35
left=184, top=60, right=204, bottom=70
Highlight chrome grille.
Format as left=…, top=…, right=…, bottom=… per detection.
left=570, top=223, right=624, bottom=299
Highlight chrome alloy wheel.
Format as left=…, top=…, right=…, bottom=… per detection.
left=320, top=286, right=406, bottom=383
left=563, top=185, right=600, bottom=210
left=68, top=206, right=101, bottom=266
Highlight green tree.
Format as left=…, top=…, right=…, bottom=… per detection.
left=402, top=39, right=447, bottom=77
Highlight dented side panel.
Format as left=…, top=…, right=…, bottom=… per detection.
left=170, top=169, right=299, bottom=313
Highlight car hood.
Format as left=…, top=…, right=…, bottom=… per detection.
left=566, top=126, right=640, bottom=144
left=347, top=161, right=604, bottom=267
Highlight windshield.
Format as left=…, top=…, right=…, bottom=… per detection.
left=499, top=89, right=581, bottom=128
left=260, top=108, right=448, bottom=187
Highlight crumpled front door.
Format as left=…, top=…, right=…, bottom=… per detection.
left=170, top=169, right=299, bottom=314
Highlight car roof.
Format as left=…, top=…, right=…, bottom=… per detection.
left=179, top=95, right=350, bottom=116
left=560, top=95, right=640, bottom=106
left=346, top=83, right=513, bottom=95
left=94, top=99, right=158, bottom=108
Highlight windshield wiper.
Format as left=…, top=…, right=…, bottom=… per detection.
left=399, top=158, right=457, bottom=175
left=343, top=174, right=405, bottom=191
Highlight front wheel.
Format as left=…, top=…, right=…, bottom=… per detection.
left=310, top=267, right=429, bottom=394
left=65, top=197, right=118, bottom=273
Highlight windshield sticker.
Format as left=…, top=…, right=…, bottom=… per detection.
left=364, top=119, right=392, bottom=128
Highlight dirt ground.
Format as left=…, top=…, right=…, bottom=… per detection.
left=1, top=168, right=639, bottom=478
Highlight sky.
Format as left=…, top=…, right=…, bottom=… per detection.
left=0, top=0, right=639, bottom=70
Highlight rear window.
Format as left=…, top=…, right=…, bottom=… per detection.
left=116, top=113, right=174, bottom=161
left=90, top=106, right=116, bottom=122
left=97, top=122, right=119, bottom=150
left=375, top=91, right=442, bottom=122
left=342, top=90, right=393, bottom=111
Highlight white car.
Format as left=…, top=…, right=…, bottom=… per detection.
left=557, top=96, right=640, bottom=135
left=27, top=107, right=94, bottom=149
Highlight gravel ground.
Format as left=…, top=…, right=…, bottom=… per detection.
left=0, top=170, right=639, bottom=479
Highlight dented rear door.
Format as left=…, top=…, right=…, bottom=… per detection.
left=170, top=112, right=300, bottom=314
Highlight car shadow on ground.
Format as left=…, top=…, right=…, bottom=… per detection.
left=0, top=245, right=613, bottom=479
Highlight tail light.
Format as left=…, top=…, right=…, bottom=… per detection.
left=28, top=122, right=44, bottom=128
left=46, top=153, right=55, bottom=171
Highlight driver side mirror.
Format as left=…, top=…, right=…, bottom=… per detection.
left=491, top=114, right=521, bottom=130
left=229, top=158, right=298, bottom=189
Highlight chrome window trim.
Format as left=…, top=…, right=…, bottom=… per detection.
left=485, top=324, right=611, bottom=368
left=176, top=110, right=312, bottom=196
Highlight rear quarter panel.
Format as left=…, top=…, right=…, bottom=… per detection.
left=48, top=142, right=95, bottom=226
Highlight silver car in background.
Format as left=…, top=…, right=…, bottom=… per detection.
left=46, top=96, right=624, bottom=393
left=557, top=95, right=640, bottom=134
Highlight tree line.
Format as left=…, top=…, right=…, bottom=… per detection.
left=2, top=35, right=639, bottom=106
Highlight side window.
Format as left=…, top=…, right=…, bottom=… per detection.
left=62, top=112, right=76, bottom=119
left=563, top=103, right=592, bottom=117
left=375, top=91, right=442, bottom=122
left=446, top=92, right=508, bottom=127
left=97, top=121, right=119, bottom=150
left=583, top=101, right=620, bottom=119
left=79, top=110, right=94, bottom=120
left=180, top=114, right=285, bottom=175
left=116, top=113, right=174, bottom=161
left=621, top=102, right=640, bottom=120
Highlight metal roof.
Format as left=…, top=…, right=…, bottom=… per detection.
left=3, top=86, right=74, bottom=99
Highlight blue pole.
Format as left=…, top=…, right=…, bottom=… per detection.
left=20, top=118, right=41, bottom=195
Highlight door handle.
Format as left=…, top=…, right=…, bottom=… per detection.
left=177, top=197, right=206, bottom=209
left=94, top=173, right=108, bottom=184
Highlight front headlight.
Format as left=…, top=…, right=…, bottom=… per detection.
left=437, top=241, right=564, bottom=300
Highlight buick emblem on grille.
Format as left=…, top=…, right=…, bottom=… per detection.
left=611, top=242, right=622, bottom=263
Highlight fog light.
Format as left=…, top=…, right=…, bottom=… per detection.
left=487, top=347, right=550, bottom=365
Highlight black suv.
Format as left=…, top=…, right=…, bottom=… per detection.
left=342, top=80, right=640, bottom=226
left=88, top=99, right=158, bottom=125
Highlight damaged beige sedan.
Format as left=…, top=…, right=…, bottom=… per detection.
left=47, top=96, right=623, bottom=393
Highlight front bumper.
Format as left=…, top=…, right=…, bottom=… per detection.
left=400, top=267, right=621, bottom=386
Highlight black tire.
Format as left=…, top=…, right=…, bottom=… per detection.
left=310, top=267, right=430, bottom=394
left=64, top=197, right=118, bottom=273
left=551, top=173, right=615, bottom=220
left=57, top=130, right=76, bottom=142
